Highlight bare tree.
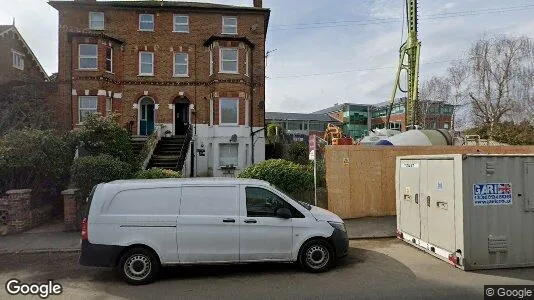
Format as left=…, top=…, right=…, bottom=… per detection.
left=467, top=36, right=532, bottom=138
left=419, top=76, right=450, bottom=128
left=447, top=61, right=469, bottom=131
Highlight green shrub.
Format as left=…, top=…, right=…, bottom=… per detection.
left=134, top=168, right=182, bottom=179
left=285, top=141, right=310, bottom=165
left=73, top=114, right=135, bottom=166
left=238, top=159, right=314, bottom=194
left=71, top=154, right=133, bottom=199
left=0, top=130, right=76, bottom=203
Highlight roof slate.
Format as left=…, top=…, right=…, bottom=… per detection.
left=49, top=1, right=269, bottom=12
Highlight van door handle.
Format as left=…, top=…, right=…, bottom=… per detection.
left=222, top=219, right=235, bottom=223
left=427, top=196, right=431, bottom=207
left=244, top=219, right=257, bottom=224
left=414, top=194, right=419, bottom=204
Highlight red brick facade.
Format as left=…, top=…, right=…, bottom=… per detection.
left=50, top=1, right=269, bottom=134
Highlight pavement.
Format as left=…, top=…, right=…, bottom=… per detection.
left=0, top=216, right=396, bottom=254
left=1, top=239, right=533, bottom=299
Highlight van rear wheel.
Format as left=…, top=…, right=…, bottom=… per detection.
left=118, top=247, right=160, bottom=285
left=299, top=239, right=333, bottom=273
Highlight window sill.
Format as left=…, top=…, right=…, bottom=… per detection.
left=219, top=71, right=239, bottom=75
left=221, top=32, right=238, bottom=35
left=76, top=68, right=98, bottom=71
left=138, top=29, right=154, bottom=32
left=218, top=124, right=239, bottom=127
left=13, top=66, right=24, bottom=71
left=88, top=28, right=105, bottom=31
left=172, top=30, right=189, bottom=33
left=105, top=71, right=114, bottom=75
left=173, top=74, right=189, bottom=78
left=138, top=74, right=154, bottom=77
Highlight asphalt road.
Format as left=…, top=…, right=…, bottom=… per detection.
left=1, top=239, right=533, bottom=300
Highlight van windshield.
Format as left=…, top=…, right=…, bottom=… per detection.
left=270, top=184, right=312, bottom=211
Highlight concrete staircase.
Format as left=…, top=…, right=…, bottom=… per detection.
left=130, top=135, right=149, bottom=158
left=147, top=135, right=189, bottom=171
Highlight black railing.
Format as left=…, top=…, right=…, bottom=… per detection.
left=176, top=125, right=193, bottom=171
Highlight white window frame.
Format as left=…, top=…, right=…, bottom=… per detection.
left=139, top=14, right=154, bottom=31
left=245, top=49, right=249, bottom=76
left=139, top=51, right=154, bottom=76
left=106, top=97, right=113, bottom=116
left=209, top=48, right=214, bottom=76
left=219, top=97, right=239, bottom=126
left=173, top=14, right=189, bottom=33
left=219, top=48, right=238, bottom=74
left=222, top=16, right=237, bottom=35
left=89, top=12, right=104, bottom=30
left=105, top=47, right=113, bottom=73
left=219, top=143, right=238, bottom=167
left=78, top=44, right=98, bottom=70
left=78, top=96, right=98, bottom=124
left=12, top=50, right=24, bottom=70
left=173, top=52, right=188, bottom=77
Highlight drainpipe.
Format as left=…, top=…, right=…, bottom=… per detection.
left=250, top=46, right=255, bottom=164
left=191, top=43, right=198, bottom=177
left=69, top=36, right=74, bottom=130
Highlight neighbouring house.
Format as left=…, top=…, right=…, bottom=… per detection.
left=49, top=0, right=270, bottom=177
left=265, top=112, right=341, bottom=142
left=0, top=23, right=49, bottom=87
left=311, top=98, right=454, bottom=140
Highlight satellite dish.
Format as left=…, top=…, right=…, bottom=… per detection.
left=230, top=134, right=238, bottom=143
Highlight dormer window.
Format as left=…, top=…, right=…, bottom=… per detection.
left=89, top=12, right=104, bottom=30
left=222, top=16, right=237, bottom=35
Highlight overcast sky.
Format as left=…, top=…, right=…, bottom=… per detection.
left=2, top=0, right=534, bottom=113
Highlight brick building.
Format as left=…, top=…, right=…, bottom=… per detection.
left=0, top=23, right=49, bottom=87
left=49, top=0, right=270, bottom=177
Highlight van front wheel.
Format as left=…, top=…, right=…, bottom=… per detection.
left=299, top=239, right=333, bottom=273
left=118, top=247, right=160, bottom=285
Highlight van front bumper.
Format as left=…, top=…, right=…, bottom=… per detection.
left=330, top=228, right=349, bottom=258
left=79, top=240, right=125, bottom=267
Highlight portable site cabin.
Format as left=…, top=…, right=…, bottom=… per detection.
left=395, top=154, right=534, bottom=270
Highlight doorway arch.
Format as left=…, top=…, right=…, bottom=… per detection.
left=173, top=96, right=190, bottom=135
left=138, top=96, right=155, bottom=136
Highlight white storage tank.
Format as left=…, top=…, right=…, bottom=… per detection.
left=395, top=154, right=534, bottom=270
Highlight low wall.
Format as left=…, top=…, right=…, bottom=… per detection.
left=325, top=145, right=534, bottom=219
left=0, top=189, right=54, bottom=235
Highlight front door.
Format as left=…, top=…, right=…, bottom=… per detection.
left=175, top=103, right=189, bottom=135
left=238, top=186, right=293, bottom=261
left=140, top=101, right=155, bottom=136
left=177, top=185, right=239, bottom=263
left=398, top=159, right=422, bottom=238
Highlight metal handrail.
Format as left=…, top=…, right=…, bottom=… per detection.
left=175, top=125, right=193, bottom=171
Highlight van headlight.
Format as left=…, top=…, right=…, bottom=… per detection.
left=328, top=221, right=346, bottom=232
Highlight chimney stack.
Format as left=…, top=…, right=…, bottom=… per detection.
left=253, top=0, right=262, bottom=8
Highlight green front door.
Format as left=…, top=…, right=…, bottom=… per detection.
left=140, top=99, right=155, bottom=136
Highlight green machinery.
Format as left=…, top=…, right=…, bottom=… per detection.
left=386, top=0, right=421, bottom=130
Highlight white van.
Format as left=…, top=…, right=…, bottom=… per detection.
left=80, top=178, right=348, bottom=284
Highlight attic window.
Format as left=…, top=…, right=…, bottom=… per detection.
left=12, top=50, right=24, bottom=70
left=222, top=16, right=237, bottom=35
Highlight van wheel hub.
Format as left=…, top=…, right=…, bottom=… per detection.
left=125, top=254, right=151, bottom=280
left=305, top=245, right=329, bottom=269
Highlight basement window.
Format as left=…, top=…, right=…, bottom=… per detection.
left=219, top=143, right=238, bottom=167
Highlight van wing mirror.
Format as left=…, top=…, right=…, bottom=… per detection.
left=276, top=207, right=292, bottom=219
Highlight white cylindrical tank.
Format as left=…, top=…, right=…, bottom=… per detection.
left=376, top=129, right=453, bottom=146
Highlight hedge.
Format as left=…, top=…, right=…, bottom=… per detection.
left=0, top=130, right=75, bottom=203
left=134, top=168, right=182, bottom=179
left=70, top=154, right=133, bottom=200
left=238, top=159, right=314, bottom=194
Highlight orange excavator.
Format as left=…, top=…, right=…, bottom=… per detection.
left=323, top=123, right=355, bottom=145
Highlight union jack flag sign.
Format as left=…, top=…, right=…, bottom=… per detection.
left=473, top=183, right=513, bottom=206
